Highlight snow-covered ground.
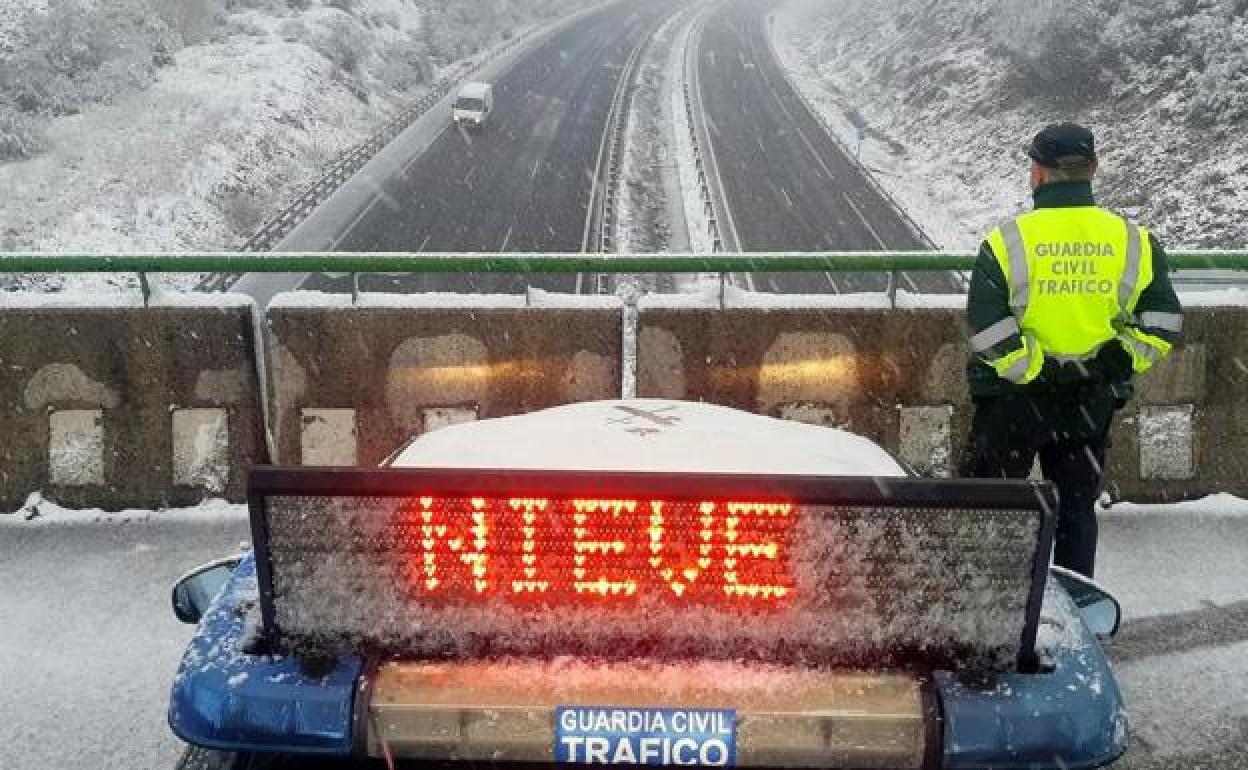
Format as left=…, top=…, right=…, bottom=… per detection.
left=2, top=492, right=1245, bottom=768
left=0, top=500, right=249, bottom=770
left=0, top=0, right=590, bottom=293
left=774, top=0, right=1248, bottom=251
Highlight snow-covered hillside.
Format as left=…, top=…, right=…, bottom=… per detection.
left=0, top=0, right=588, bottom=290
left=776, top=0, right=1248, bottom=250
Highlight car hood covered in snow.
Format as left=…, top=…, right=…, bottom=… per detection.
left=391, top=399, right=907, bottom=477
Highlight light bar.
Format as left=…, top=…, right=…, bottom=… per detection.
left=249, top=469, right=1056, bottom=672
left=362, top=660, right=930, bottom=768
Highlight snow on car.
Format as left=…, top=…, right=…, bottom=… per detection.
left=168, top=400, right=1128, bottom=769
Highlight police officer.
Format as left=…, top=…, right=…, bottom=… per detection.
left=963, top=123, right=1183, bottom=578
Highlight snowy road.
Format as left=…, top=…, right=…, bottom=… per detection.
left=1, top=506, right=1245, bottom=769
left=1098, top=508, right=1248, bottom=768
left=299, top=0, right=679, bottom=298
left=695, top=0, right=961, bottom=295
left=232, top=0, right=970, bottom=307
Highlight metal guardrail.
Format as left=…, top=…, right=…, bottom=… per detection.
left=681, top=7, right=738, bottom=254
left=586, top=10, right=659, bottom=256
left=240, top=76, right=456, bottom=254
left=3, top=253, right=1247, bottom=274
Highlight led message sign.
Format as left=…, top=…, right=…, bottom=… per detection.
left=250, top=469, right=1055, bottom=671
left=367, top=496, right=794, bottom=605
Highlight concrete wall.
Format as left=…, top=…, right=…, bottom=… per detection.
left=636, top=304, right=1248, bottom=503
left=0, top=302, right=266, bottom=511
left=266, top=304, right=622, bottom=467
left=2, top=297, right=1239, bottom=511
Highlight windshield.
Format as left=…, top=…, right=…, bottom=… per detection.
left=454, top=97, right=486, bottom=112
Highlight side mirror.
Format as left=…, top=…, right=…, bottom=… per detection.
left=172, top=557, right=241, bottom=625
left=1051, top=566, right=1122, bottom=640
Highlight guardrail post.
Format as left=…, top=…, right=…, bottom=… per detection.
left=350, top=273, right=360, bottom=306
left=719, top=272, right=727, bottom=308
left=887, top=270, right=898, bottom=308
left=138, top=273, right=151, bottom=307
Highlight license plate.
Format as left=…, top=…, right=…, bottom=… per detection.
left=556, top=707, right=737, bottom=766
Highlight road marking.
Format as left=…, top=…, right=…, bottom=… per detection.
left=773, top=90, right=796, bottom=123
left=417, top=234, right=432, bottom=253
left=402, top=124, right=451, bottom=175
left=330, top=195, right=384, bottom=251
left=500, top=223, right=515, bottom=251
left=841, top=192, right=887, bottom=249
left=794, top=126, right=837, bottom=181
left=531, top=157, right=542, bottom=180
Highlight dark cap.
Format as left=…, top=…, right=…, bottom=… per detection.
left=1026, top=123, right=1097, bottom=169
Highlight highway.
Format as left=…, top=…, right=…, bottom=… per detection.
left=695, top=0, right=962, bottom=294
left=237, top=0, right=962, bottom=303
left=300, top=0, right=678, bottom=296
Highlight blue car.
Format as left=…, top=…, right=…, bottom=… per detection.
left=169, top=401, right=1128, bottom=770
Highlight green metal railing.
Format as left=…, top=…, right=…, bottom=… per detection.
left=2, top=252, right=1246, bottom=273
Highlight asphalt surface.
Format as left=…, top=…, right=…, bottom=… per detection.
left=301, top=0, right=677, bottom=297
left=695, top=0, right=961, bottom=294
left=242, top=0, right=963, bottom=304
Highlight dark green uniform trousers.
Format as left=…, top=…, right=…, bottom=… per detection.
left=961, top=382, right=1116, bottom=578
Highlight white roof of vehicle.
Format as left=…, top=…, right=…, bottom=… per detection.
left=392, top=399, right=905, bottom=476
left=457, top=82, right=491, bottom=98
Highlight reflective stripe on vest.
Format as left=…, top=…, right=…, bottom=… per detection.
left=1119, top=331, right=1163, bottom=368
left=971, top=317, right=1021, bottom=353
left=1137, top=311, right=1184, bottom=333
left=1119, top=223, right=1144, bottom=314
left=1001, top=344, right=1040, bottom=384
left=999, top=220, right=1029, bottom=316
left=988, top=208, right=1152, bottom=359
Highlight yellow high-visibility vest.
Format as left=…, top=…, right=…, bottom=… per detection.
left=980, top=206, right=1167, bottom=384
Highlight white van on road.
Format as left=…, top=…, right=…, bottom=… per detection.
left=453, top=82, right=494, bottom=128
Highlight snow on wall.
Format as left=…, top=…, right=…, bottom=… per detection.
left=267, top=289, right=623, bottom=309
left=0, top=289, right=254, bottom=308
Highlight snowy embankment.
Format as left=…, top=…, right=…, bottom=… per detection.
left=0, top=0, right=588, bottom=293
left=615, top=8, right=685, bottom=255
left=773, top=0, right=1248, bottom=251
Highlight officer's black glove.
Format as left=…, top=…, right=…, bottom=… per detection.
left=1036, top=357, right=1061, bottom=390
left=1088, top=340, right=1134, bottom=383
left=1037, top=357, right=1093, bottom=389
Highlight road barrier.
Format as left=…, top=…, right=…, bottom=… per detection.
left=634, top=300, right=1248, bottom=502
left=681, top=9, right=739, bottom=253
left=5, top=252, right=1246, bottom=274
left=266, top=298, right=622, bottom=467
left=589, top=11, right=659, bottom=254
left=0, top=299, right=266, bottom=511
left=2, top=253, right=1247, bottom=510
